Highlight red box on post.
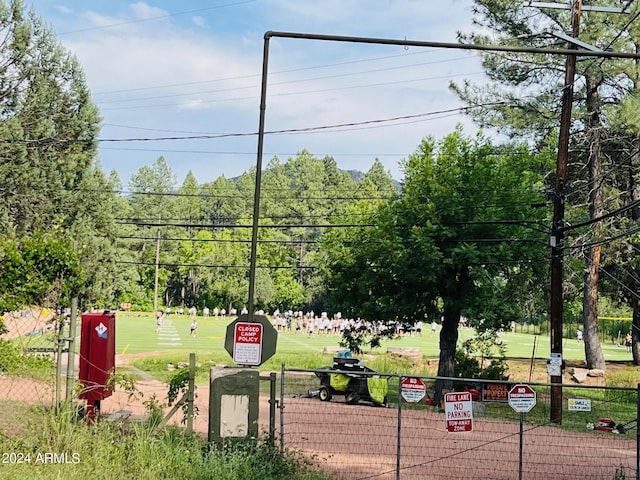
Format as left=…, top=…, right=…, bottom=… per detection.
left=79, top=312, right=116, bottom=417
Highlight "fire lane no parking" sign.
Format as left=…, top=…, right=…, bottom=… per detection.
left=444, top=391, right=473, bottom=432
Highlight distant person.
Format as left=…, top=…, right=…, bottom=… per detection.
left=576, top=329, right=583, bottom=343
left=203, top=306, right=209, bottom=317
left=625, top=333, right=632, bottom=352
left=308, top=319, right=314, bottom=337
left=431, top=321, right=438, bottom=336
left=155, top=310, right=164, bottom=332
left=190, top=319, right=198, bottom=337
left=416, top=320, right=423, bottom=336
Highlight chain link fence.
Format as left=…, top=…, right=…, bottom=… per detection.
left=279, top=365, right=638, bottom=480
left=0, top=308, right=59, bottom=417
left=2, top=311, right=638, bottom=480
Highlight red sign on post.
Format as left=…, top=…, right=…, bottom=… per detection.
left=444, top=391, right=473, bottom=432
left=233, top=322, right=263, bottom=366
left=401, top=377, right=426, bottom=403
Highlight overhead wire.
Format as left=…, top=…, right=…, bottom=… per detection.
left=93, top=47, right=467, bottom=97
left=95, top=56, right=480, bottom=107
left=114, top=260, right=313, bottom=269
left=55, top=1, right=258, bottom=36
left=97, top=71, right=487, bottom=112
left=4, top=104, right=506, bottom=146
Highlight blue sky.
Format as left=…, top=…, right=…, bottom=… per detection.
left=26, top=0, right=483, bottom=187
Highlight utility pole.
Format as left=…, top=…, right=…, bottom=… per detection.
left=530, top=0, right=631, bottom=423
left=153, top=229, right=160, bottom=313
left=549, top=0, right=582, bottom=424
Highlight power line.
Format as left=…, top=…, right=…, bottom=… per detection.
left=117, top=235, right=320, bottom=244
left=119, top=190, right=394, bottom=200
left=56, top=1, right=257, bottom=36
left=568, top=223, right=640, bottom=250
left=95, top=56, right=478, bottom=106
left=117, top=212, right=376, bottom=223
left=98, top=146, right=408, bottom=157
left=115, top=260, right=314, bottom=269
left=97, top=70, right=487, bottom=112
left=116, top=221, right=375, bottom=229
left=92, top=48, right=459, bottom=96
left=4, top=104, right=505, bottom=145
left=97, top=106, right=501, bottom=142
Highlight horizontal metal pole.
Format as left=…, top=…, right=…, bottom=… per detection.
left=527, top=1, right=630, bottom=13
left=265, top=30, right=640, bottom=59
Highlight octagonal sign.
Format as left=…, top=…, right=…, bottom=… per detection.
left=224, top=314, right=278, bottom=366
left=508, top=384, right=537, bottom=413
left=401, top=377, right=426, bottom=403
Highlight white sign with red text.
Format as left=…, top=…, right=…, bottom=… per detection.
left=508, top=384, right=537, bottom=413
left=401, top=377, right=427, bottom=403
left=233, top=322, right=263, bottom=365
left=444, top=391, right=473, bottom=432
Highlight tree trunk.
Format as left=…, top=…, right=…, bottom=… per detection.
left=433, top=301, right=461, bottom=406
left=630, top=144, right=640, bottom=365
left=633, top=300, right=640, bottom=365
left=582, top=75, right=605, bottom=370
left=582, top=245, right=605, bottom=369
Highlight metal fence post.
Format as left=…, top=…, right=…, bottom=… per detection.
left=55, top=314, right=64, bottom=411
left=397, top=374, right=402, bottom=480
left=269, top=372, right=276, bottom=445
left=280, top=363, right=285, bottom=455
left=636, top=383, right=639, bottom=480
left=65, top=297, right=78, bottom=405
left=186, top=353, right=195, bottom=436
left=519, top=412, right=524, bottom=480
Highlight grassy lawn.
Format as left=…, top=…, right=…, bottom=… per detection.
left=112, top=312, right=635, bottom=363
left=107, top=312, right=640, bottom=397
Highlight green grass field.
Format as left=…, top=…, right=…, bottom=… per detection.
left=113, top=312, right=635, bottom=364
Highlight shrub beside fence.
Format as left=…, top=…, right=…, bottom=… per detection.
left=280, top=366, right=638, bottom=480
left=0, top=309, right=58, bottom=418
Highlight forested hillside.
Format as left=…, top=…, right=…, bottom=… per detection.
left=112, top=152, right=396, bottom=314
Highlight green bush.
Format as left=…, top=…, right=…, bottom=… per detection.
left=0, top=339, right=52, bottom=376
left=455, top=331, right=509, bottom=380
left=539, top=320, right=550, bottom=335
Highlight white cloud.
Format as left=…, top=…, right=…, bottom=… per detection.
left=179, top=99, right=207, bottom=110
left=80, top=11, right=125, bottom=29
left=192, top=16, right=205, bottom=28
left=67, top=32, right=260, bottom=96
left=53, top=5, right=74, bottom=15
left=128, top=1, right=168, bottom=20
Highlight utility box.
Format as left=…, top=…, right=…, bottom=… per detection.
left=208, top=367, right=259, bottom=443
left=79, top=312, right=116, bottom=419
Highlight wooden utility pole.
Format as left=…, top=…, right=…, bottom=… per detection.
left=549, top=0, right=582, bottom=424
left=532, top=0, right=631, bottom=424
left=153, top=229, right=160, bottom=313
